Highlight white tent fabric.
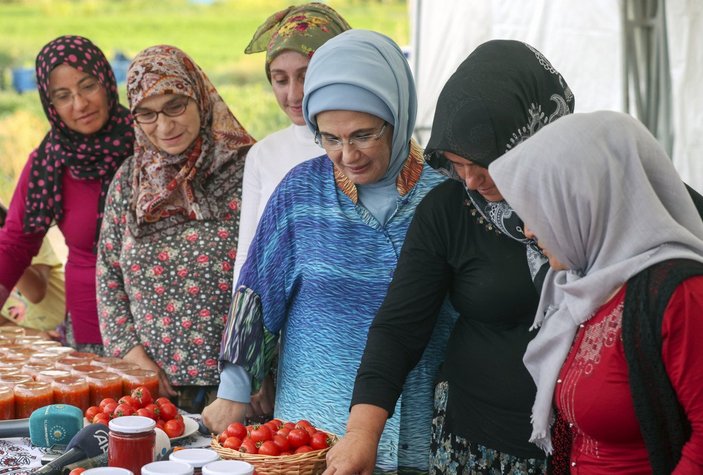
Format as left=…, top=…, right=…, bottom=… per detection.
left=410, top=0, right=702, bottom=190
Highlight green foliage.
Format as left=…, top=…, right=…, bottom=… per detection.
left=0, top=0, right=409, bottom=202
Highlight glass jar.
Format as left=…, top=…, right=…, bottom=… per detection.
left=142, top=461, right=193, bottom=475
left=35, top=369, right=72, bottom=384
left=202, top=460, right=254, bottom=475
left=55, top=356, right=92, bottom=371
left=169, top=449, right=219, bottom=475
left=69, top=351, right=99, bottom=360
left=121, top=369, right=159, bottom=397
left=44, top=346, right=76, bottom=356
left=105, top=361, right=140, bottom=376
left=0, top=373, right=33, bottom=388
left=70, top=364, right=104, bottom=378
left=0, top=367, right=20, bottom=377
left=90, top=357, right=123, bottom=368
left=13, top=381, right=53, bottom=418
left=86, top=371, right=123, bottom=407
left=21, top=361, right=54, bottom=380
left=108, top=415, right=156, bottom=475
left=52, top=375, right=90, bottom=412
left=29, top=352, right=63, bottom=365
left=0, top=326, right=24, bottom=341
left=0, top=385, right=15, bottom=420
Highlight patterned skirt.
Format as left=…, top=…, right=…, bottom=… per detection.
left=429, top=381, right=547, bottom=475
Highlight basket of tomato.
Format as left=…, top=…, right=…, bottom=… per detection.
left=210, top=419, right=338, bottom=475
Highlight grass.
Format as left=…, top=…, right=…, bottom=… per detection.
left=0, top=0, right=409, bottom=202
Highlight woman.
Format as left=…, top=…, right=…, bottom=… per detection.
left=96, top=45, right=255, bottom=412
left=0, top=35, right=134, bottom=354
left=489, top=111, right=703, bottom=474
left=233, top=2, right=351, bottom=287
left=202, top=30, right=455, bottom=472
left=325, top=40, right=574, bottom=474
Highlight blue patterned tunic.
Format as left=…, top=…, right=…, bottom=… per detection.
left=221, top=151, right=455, bottom=472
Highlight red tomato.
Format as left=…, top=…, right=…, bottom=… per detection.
left=310, top=431, right=330, bottom=450
left=276, top=427, right=291, bottom=437
left=92, top=413, right=110, bottom=426
left=69, top=468, right=87, bottom=475
left=223, top=436, right=242, bottom=450
left=226, top=422, right=248, bottom=440
left=270, top=418, right=283, bottom=427
left=238, top=438, right=258, bottom=454
left=118, top=395, right=139, bottom=409
left=159, top=402, right=178, bottom=421
left=156, top=419, right=165, bottom=431
left=102, top=402, right=118, bottom=416
left=136, top=407, right=155, bottom=420
left=264, top=421, right=280, bottom=433
left=113, top=403, right=135, bottom=418
left=258, top=440, right=280, bottom=456
left=131, top=386, right=153, bottom=408
left=144, top=403, right=161, bottom=420
left=294, top=445, right=313, bottom=454
left=295, top=419, right=313, bottom=430
left=250, top=424, right=273, bottom=443
left=163, top=419, right=184, bottom=438
left=155, top=396, right=172, bottom=407
left=303, top=425, right=317, bottom=437
left=283, top=422, right=296, bottom=430
left=286, top=428, right=310, bottom=449
left=99, top=398, right=117, bottom=410
left=272, top=434, right=290, bottom=453
left=84, top=406, right=100, bottom=421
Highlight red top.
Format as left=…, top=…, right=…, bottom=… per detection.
left=0, top=153, right=102, bottom=343
left=555, top=276, right=703, bottom=474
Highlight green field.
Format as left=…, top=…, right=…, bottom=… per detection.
left=0, top=0, right=409, bottom=202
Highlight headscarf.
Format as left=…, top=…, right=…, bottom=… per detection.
left=302, top=29, right=416, bottom=225
left=27, top=35, right=134, bottom=243
left=489, top=110, right=703, bottom=453
left=424, top=40, right=574, bottom=280
left=244, top=2, right=351, bottom=81
left=126, top=45, right=256, bottom=234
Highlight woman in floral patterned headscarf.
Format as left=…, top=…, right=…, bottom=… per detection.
left=96, top=45, right=255, bottom=412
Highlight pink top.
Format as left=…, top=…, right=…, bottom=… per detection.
left=555, top=277, right=703, bottom=474
left=0, top=152, right=102, bottom=343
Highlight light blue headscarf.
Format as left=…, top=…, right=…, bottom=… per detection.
left=302, top=29, right=417, bottom=225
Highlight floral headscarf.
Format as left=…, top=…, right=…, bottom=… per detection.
left=28, top=35, right=134, bottom=243
left=126, top=45, right=255, bottom=233
left=244, top=2, right=351, bottom=81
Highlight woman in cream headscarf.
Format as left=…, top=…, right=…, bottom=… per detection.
left=204, top=29, right=455, bottom=472
left=96, top=45, right=255, bottom=412
left=490, top=111, right=703, bottom=473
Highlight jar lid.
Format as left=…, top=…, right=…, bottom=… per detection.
left=202, top=460, right=254, bottom=475
left=142, top=461, right=194, bottom=475
left=169, top=448, right=219, bottom=467
left=83, top=468, right=134, bottom=474
left=108, top=415, right=156, bottom=433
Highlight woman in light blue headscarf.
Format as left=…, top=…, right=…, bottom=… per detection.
left=206, top=29, right=455, bottom=472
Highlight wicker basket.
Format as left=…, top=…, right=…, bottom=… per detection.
left=211, top=433, right=338, bottom=475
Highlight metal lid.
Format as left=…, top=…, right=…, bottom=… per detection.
left=108, top=415, right=156, bottom=434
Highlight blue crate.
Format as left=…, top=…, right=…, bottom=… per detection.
left=12, top=67, right=36, bottom=94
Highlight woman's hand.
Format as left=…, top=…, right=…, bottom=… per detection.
left=202, top=398, right=248, bottom=434
left=123, top=344, right=178, bottom=397
left=246, top=373, right=275, bottom=419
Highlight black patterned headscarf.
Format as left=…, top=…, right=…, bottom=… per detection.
left=425, top=40, right=574, bottom=281
left=27, top=35, right=134, bottom=243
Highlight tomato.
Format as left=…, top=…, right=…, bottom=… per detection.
left=238, top=438, right=258, bottom=454
left=69, top=468, right=87, bottom=475
left=84, top=406, right=100, bottom=421
left=223, top=436, right=242, bottom=450
left=264, top=421, right=280, bottom=433
left=226, top=422, right=248, bottom=440
left=163, top=419, right=184, bottom=438
left=136, top=407, right=155, bottom=420
left=303, top=425, right=317, bottom=437
left=250, top=424, right=273, bottom=443
left=310, top=431, right=330, bottom=450
left=286, top=428, right=310, bottom=449
left=92, top=413, right=110, bottom=426
left=155, top=396, right=172, bottom=407
left=131, top=386, right=153, bottom=408
left=118, top=395, right=139, bottom=409
left=276, top=427, right=291, bottom=437
left=102, top=402, right=118, bottom=417
left=217, top=431, right=229, bottom=444
left=283, top=422, right=295, bottom=430
left=272, top=434, right=290, bottom=453
left=156, top=419, right=165, bottom=431
left=99, top=398, right=117, bottom=410
left=258, top=440, right=280, bottom=456
left=144, top=403, right=161, bottom=420
left=113, top=403, right=134, bottom=418
left=294, top=445, right=313, bottom=454
left=295, top=419, right=313, bottom=430
left=159, top=402, right=178, bottom=421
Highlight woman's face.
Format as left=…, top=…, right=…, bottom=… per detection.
left=134, top=94, right=201, bottom=155
left=270, top=51, right=309, bottom=126
left=315, top=110, right=393, bottom=185
left=443, top=151, right=504, bottom=202
left=523, top=225, right=568, bottom=270
left=48, top=64, right=110, bottom=135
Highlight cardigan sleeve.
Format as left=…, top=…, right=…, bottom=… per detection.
left=351, top=191, right=452, bottom=415
left=96, top=163, right=141, bottom=357
left=0, top=152, right=46, bottom=304
left=662, top=275, right=703, bottom=474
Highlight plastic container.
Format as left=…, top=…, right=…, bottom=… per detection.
left=0, top=385, right=15, bottom=420
left=142, top=461, right=194, bottom=475
left=14, top=381, right=53, bottom=418
left=169, top=449, right=219, bottom=474
left=202, top=460, right=254, bottom=475
left=52, top=375, right=90, bottom=412
left=84, top=468, right=134, bottom=475
left=121, top=369, right=159, bottom=397
left=86, top=371, right=123, bottom=406
left=108, top=416, right=156, bottom=475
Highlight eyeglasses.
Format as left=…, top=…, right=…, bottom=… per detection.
left=424, top=150, right=463, bottom=182
left=133, top=98, right=191, bottom=124
left=50, top=78, right=102, bottom=109
left=314, top=122, right=388, bottom=152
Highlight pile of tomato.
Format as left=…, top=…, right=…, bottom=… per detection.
left=216, top=419, right=332, bottom=456
left=83, top=386, right=185, bottom=438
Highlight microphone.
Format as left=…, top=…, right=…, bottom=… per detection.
left=60, top=452, right=109, bottom=474
left=32, top=423, right=109, bottom=475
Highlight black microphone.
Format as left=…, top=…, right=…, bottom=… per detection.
left=32, top=423, right=109, bottom=475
